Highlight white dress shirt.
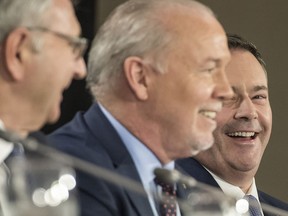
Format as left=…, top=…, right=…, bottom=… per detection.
left=0, top=120, right=13, bottom=186
left=0, top=120, right=13, bottom=216
left=205, top=166, right=264, bottom=215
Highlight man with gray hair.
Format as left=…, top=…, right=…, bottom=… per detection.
left=0, top=0, right=86, bottom=190
left=49, top=0, right=233, bottom=215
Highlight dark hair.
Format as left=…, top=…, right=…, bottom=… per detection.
left=227, top=34, right=266, bottom=69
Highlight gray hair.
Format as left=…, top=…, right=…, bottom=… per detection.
left=0, top=0, right=54, bottom=44
left=87, top=0, right=214, bottom=100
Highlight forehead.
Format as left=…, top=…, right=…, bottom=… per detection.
left=162, top=7, right=230, bottom=65
left=226, top=50, right=268, bottom=90
left=47, top=0, right=80, bottom=34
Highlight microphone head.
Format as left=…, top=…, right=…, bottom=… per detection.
left=153, top=168, right=181, bottom=184
left=0, top=129, right=22, bottom=143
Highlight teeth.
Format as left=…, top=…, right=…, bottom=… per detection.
left=200, top=111, right=216, bottom=119
left=228, top=132, right=255, bottom=137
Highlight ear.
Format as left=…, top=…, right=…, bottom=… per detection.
left=4, top=27, right=30, bottom=81
left=123, top=56, right=150, bottom=101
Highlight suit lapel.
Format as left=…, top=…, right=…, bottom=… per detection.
left=85, top=104, right=154, bottom=216
left=117, top=162, right=155, bottom=216
left=177, top=157, right=220, bottom=188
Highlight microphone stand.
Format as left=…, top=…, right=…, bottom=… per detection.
left=3, top=130, right=288, bottom=216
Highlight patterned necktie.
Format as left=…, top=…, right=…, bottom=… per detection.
left=154, top=177, right=177, bottom=216
left=244, top=195, right=262, bottom=216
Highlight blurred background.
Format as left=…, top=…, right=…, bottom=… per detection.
left=41, top=0, right=288, bottom=203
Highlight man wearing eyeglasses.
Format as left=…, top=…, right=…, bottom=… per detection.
left=0, top=0, right=87, bottom=182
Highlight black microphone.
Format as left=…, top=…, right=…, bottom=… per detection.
left=154, top=167, right=224, bottom=193
left=154, top=167, right=197, bottom=187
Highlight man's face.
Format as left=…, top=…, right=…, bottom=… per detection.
left=147, top=8, right=233, bottom=161
left=196, top=50, right=272, bottom=179
left=26, top=0, right=86, bottom=126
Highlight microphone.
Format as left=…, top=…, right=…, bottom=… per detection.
left=154, top=167, right=197, bottom=187
left=154, top=168, right=288, bottom=216
left=154, top=167, right=223, bottom=193
left=154, top=168, right=238, bottom=215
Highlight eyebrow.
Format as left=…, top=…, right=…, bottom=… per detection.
left=253, top=85, right=268, bottom=92
left=231, top=85, right=268, bottom=94
left=202, top=58, right=221, bottom=65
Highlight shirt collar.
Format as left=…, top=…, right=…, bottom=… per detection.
left=204, top=166, right=259, bottom=201
left=0, top=119, right=14, bottom=163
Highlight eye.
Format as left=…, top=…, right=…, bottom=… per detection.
left=206, top=67, right=215, bottom=73
left=252, top=94, right=268, bottom=105
left=201, top=67, right=216, bottom=74
left=253, top=95, right=266, bottom=99
left=200, top=61, right=217, bottom=73
left=68, top=41, right=79, bottom=53
left=223, top=96, right=237, bottom=107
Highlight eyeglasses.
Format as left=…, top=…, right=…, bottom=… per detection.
left=26, top=26, right=88, bottom=59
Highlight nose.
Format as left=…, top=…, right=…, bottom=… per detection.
left=73, top=57, right=87, bottom=80
left=234, top=96, right=258, bottom=120
left=212, top=69, right=233, bottom=101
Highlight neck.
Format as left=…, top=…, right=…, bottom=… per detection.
left=101, top=99, right=172, bottom=165
left=213, top=167, right=254, bottom=193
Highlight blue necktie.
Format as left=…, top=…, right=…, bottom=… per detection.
left=244, top=195, right=262, bottom=216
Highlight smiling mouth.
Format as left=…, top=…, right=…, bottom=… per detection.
left=199, top=110, right=217, bottom=120
left=226, top=131, right=258, bottom=139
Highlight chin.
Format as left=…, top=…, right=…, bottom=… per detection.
left=46, top=108, right=61, bottom=124
left=200, top=134, right=214, bottom=149
left=190, top=137, right=214, bottom=155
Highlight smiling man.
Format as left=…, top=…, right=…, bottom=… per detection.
left=48, top=0, right=233, bottom=215
left=177, top=34, right=288, bottom=215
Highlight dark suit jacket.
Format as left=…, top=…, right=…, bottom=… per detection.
left=177, top=157, right=288, bottom=216
left=47, top=103, right=192, bottom=216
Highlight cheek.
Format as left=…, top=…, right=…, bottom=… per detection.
left=265, top=110, right=272, bottom=130
left=188, top=81, right=214, bottom=107
left=259, top=108, right=272, bottom=136
left=215, top=109, right=232, bottom=126
left=213, top=114, right=232, bottom=147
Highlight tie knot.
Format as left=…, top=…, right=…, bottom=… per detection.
left=154, top=177, right=175, bottom=193
left=6, top=143, right=24, bottom=160
left=244, top=195, right=262, bottom=216
left=244, top=195, right=258, bottom=204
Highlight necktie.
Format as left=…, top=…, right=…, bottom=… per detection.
left=154, top=177, right=177, bottom=216
left=244, top=195, right=262, bottom=216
